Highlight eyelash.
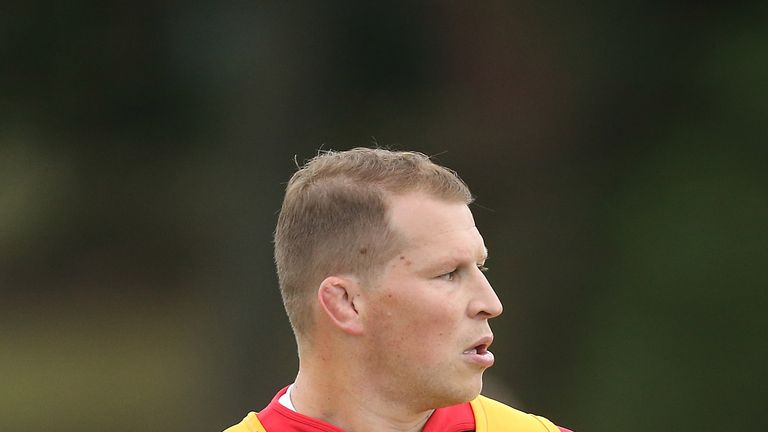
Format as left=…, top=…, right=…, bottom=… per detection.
left=441, top=264, right=488, bottom=281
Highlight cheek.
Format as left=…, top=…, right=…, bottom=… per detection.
left=372, top=294, right=462, bottom=354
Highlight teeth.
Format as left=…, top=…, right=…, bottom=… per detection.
left=463, top=348, right=478, bottom=355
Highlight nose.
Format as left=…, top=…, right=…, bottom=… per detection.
left=468, top=269, right=503, bottom=319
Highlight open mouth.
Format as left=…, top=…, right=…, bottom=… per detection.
left=463, top=344, right=489, bottom=355
left=462, top=336, right=495, bottom=367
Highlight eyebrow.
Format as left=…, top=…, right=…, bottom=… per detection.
left=433, top=246, right=489, bottom=271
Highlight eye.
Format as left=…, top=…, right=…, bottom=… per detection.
left=477, top=264, right=489, bottom=273
left=438, top=269, right=458, bottom=281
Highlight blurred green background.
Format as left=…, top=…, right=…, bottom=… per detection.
left=2, top=2, right=767, bottom=431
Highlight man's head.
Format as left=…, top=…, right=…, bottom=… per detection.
left=276, top=147, right=504, bottom=409
left=274, top=148, right=473, bottom=342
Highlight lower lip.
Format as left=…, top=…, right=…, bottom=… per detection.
left=463, top=350, right=495, bottom=367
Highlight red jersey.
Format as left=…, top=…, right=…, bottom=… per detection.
left=240, top=386, right=573, bottom=432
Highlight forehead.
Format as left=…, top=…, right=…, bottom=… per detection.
left=387, top=192, right=485, bottom=256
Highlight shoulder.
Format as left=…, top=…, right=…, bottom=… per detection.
left=222, top=412, right=265, bottom=432
left=470, top=395, right=568, bottom=432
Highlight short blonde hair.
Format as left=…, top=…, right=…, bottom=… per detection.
left=274, top=148, right=473, bottom=340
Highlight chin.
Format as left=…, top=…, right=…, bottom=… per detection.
left=434, top=379, right=484, bottom=408
left=462, top=373, right=486, bottom=401
left=466, top=379, right=484, bottom=400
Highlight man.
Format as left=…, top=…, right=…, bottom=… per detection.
left=224, top=148, right=571, bottom=432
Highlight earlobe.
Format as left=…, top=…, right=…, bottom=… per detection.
left=317, top=276, right=364, bottom=335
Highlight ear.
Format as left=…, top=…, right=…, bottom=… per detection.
left=317, top=276, right=364, bottom=336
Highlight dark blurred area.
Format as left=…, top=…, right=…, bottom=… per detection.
left=2, top=2, right=767, bottom=431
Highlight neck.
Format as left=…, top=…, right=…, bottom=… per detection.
left=291, top=353, right=434, bottom=432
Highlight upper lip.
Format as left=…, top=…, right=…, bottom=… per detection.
left=464, top=335, right=494, bottom=353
